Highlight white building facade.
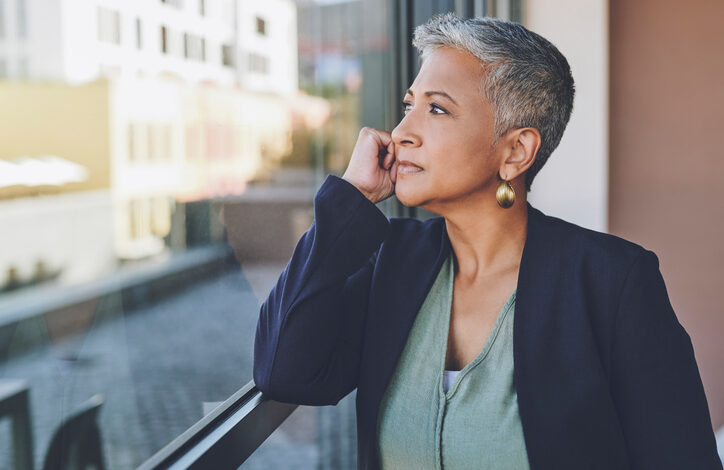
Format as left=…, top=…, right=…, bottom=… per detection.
left=0, top=0, right=298, bottom=95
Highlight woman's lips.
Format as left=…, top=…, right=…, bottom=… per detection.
left=398, top=162, right=424, bottom=175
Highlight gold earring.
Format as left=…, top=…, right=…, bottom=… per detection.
left=496, top=176, right=515, bottom=208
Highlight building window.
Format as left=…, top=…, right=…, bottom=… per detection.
left=128, top=124, right=137, bottom=161
left=151, top=197, right=171, bottom=237
left=199, top=0, right=205, bottom=16
left=148, top=124, right=156, bottom=160
left=128, top=199, right=153, bottom=240
left=161, top=26, right=168, bottom=54
left=221, top=44, right=234, bottom=67
left=128, top=200, right=136, bottom=239
left=185, top=125, right=198, bottom=160
left=163, top=125, right=173, bottom=160
left=97, top=7, right=121, bottom=45
left=0, top=0, right=5, bottom=39
left=183, top=33, right=204, bottom=61
left=136, top=18, right=142, bottom=49
left=248, top=52, right=269, bottom=74
left=255, top=16, right=266, bottom=36
left=16, top=0, right=26, bottom=38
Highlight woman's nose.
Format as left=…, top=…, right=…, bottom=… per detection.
left=391, top=115, right=421, bottom=148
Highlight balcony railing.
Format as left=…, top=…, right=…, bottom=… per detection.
left=139, top=380, right=297, bottom=469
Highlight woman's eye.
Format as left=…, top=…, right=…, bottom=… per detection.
left=400, top=101, right=447, bottom=115
left=430, top=103, right=446, bottom=115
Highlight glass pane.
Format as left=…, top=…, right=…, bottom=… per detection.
left=240, top=405, right=320, bottom=469
left=0, top=0, right=392, bottom=468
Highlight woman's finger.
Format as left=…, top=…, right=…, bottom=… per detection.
left=370, top=128, right=393, bottom=147
left=383, top=150, right=394, bottom=169
left=383, top=142, right=395, bottom=169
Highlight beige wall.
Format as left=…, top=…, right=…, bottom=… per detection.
left=0, top=80, right=111, bottom=198
left=609, top=0, right=724, bottom=429
left=524, top=0, right=609, bottom=232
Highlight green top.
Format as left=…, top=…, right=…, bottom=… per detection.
left=376, top=250, right=530, bottom=469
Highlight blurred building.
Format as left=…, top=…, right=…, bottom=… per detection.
left=0, top=0, right=297, bottom=95
left=0, top=0, right=316, bottom=289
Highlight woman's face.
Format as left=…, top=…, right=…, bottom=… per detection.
left=391, top=46, right=501, bottom=212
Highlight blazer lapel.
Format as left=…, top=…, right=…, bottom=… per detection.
left=363, top=218, right=452, bottom=401
left=358, top=216, right=452, bottom=466
left=514, top=201, right=571, bottom=467
left=513, top=203, right=630, bottom=468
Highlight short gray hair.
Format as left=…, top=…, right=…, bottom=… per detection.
left=412, top=13, right=575, bottom=191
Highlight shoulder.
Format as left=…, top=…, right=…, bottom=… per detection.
left=529, top=204, right=657, bottom=280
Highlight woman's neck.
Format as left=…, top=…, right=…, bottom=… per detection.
left=442, top=197, right=528, bottom=283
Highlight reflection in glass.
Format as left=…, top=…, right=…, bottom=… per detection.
left=0, top=0, right=390, bottom=468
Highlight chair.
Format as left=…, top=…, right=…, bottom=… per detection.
left=41, top=394, right=106, bottom=470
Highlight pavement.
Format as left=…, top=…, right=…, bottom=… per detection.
left=0, top=261, right=357, bottom=469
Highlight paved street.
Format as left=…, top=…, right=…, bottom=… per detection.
left=0, top=262, right=344, bottom=469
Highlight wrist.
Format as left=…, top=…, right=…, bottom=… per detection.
left=341, top=176, right=376, bottom=203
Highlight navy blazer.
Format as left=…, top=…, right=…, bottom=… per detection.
left=253, top=174, right=722, bottom=470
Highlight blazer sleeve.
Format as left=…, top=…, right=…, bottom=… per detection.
left=253, top=174, right=390, bottom=406
left=610, top=249, right=722, bottom=469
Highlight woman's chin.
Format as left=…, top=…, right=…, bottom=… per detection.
left=394, top=185, right=424, bottom=207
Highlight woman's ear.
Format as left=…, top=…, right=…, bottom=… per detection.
left=499, top=127, right=541, bottom=179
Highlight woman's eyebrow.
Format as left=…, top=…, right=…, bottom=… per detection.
left=405, top=88, right=458, bottom=106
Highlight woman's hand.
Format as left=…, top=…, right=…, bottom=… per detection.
left=342, top=127, right=398, bottom=204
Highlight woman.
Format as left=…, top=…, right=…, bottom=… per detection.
left=253, top=13, right=722, bottom=470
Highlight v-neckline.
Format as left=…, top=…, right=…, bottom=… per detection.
left=440, top=252, right=517, bottom=399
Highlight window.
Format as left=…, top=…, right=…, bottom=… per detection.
left=255, top=16, right=266, bottom=36
left=136, top=18, right=142, bottom=49
left=147, top=124, right=154, bottom=160
left=0, top=0, right=5, bottom=39
left=161, top=0, right=183, bottom=8
left=222, top=44, right=234, bottom=67
left=0, top=0, right=403, bottom=468
left=128, top=198, right=151, bottom=239
left=128, top=124, right=136, bottom=161
left=163, top=125, right=173, bottom=160
left=16, top=0, right=26, bottom=38
left=183, top=33, right=204, bottom=61
left=247, top=52, right=269, bottom=74
left=160, top=26, right=168, bottom=54
left=128, top=200, right=137, bottom=239
left=97, top=7, right=121, bottom=45
left=151, top=197, right=171, bottom=237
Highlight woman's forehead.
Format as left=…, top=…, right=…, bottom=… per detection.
left=410, top=47, right=485, bottom=99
